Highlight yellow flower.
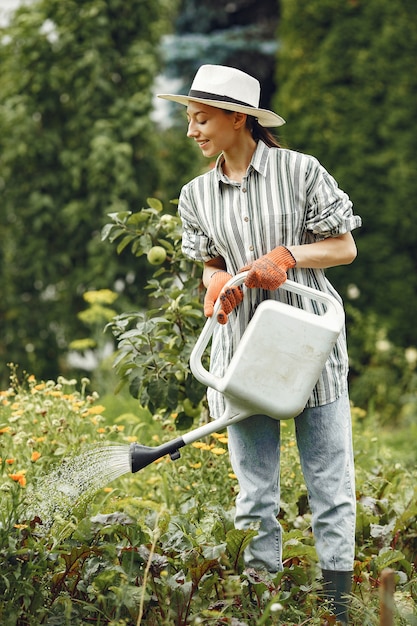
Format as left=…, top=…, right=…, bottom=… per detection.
left=0, top=426, right=11, bottom=435
left=228, top=473, right=237, bottom=480
left=189, top=462, right=202, bottom=469
left=211, top=433, right=228, bottom=443
left=103, top=487, right=113, bottom=493
left=191, top=441, right=212, bottom=450
left=14, top=524, right=29, bottom=530
left=31, top=451, right=41, bottom=462
left=87, top=405, right=106, bottom=415
left=83, top=289, right=118, bottom=305
left=210, top=447, right=227, bottom=455
left=97, top=428, right=106, bottom=434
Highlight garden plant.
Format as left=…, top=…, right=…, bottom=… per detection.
left=1, top=199, right=416, bottom=625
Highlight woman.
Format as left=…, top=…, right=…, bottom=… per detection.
left=158, top=64, right=361, bottom=624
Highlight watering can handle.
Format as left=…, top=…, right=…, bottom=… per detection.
left=189, top=272, right=345, bottom=392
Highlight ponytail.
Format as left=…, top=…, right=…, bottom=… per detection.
left=222, top=109, right=283, bottom=148
left=247, top=116, right=282, bottom=148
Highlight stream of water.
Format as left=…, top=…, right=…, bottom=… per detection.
left=25, top=443, right=132, bottom=529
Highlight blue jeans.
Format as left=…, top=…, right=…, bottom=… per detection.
left=227, top=392, right=356, bottom=573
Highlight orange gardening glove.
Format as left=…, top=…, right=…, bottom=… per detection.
left=240, top=246, right=296, bottom=290
left=203, top=271, right=243, bottom=325
left=217, top=285, right=244, bottom=324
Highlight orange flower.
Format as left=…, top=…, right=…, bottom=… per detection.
left=31, top=451, right=41, bottom=462
left=0, top=426, right=11, bottom=435
left=6, top=458, right=15, bottom=465
left=9, top=470, right=27, bottom=487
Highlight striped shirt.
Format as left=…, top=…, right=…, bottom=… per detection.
left=179, top=141, right=362, bottom=418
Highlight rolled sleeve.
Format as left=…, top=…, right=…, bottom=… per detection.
left=305, top=161, right=362, bottom=238
left=178, top=185, right=219, bottom=261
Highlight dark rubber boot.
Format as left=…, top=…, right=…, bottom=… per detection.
left=322, top=569, right=353, bottom=624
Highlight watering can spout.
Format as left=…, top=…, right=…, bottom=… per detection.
left=129, top=438, right=185, bottom=473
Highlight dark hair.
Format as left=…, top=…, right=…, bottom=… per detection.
left=222, top=109, right=282, bottom=148
left=247, top=116, right=282, bottom=148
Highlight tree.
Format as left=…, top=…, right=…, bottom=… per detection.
left=276, top=0, right=417, bottom=346
left=0, top=0, right=177, bottom=383
left=164, top=0, right=280, bottom=105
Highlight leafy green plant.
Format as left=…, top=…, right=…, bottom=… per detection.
left=1, top=369, right=417, bottom=624
left=102, top=198, right=207, bottom=427
left=346, top=304, right=417, bottom=429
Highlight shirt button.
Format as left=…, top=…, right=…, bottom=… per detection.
left=249, top=245, right=254, bottom=251
left=242, top=187, right=247, bottom=193
left=244, top=216, right=249, bottom=222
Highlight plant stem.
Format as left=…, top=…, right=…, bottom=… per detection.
left=136, top=514, right=160, bottom=626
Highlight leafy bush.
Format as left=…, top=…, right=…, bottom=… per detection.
left=102, top=198, right=207, bottom=429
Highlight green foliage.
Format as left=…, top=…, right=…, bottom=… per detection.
left=0, top=373, right=416, bottom=624
left=0, top=0, right=177, bottom=384
left=346, top=304, right=417, bottom=427
left=102, top=198, right=207, bottom=423
left=276, top=0, right=417, bottom=347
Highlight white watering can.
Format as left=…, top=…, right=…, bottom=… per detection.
left=130, top=273, right=345, bottom=472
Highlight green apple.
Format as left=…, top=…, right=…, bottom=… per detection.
left=159, top=214, right=176, bottom=231
left=147, top=245, right=167, bottom=265
left=183, top=398, right=201, bottom=418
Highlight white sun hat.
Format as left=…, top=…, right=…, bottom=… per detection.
left=157, top=64, right=285, bottom=127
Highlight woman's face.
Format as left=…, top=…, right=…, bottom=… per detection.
left=186, top=101, right=238, bottom=157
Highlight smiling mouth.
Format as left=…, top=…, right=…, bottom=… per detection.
left=198, top=140, right=209, bottom=148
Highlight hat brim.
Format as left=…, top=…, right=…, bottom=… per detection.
left=157, top=93, right=285, bottom=127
